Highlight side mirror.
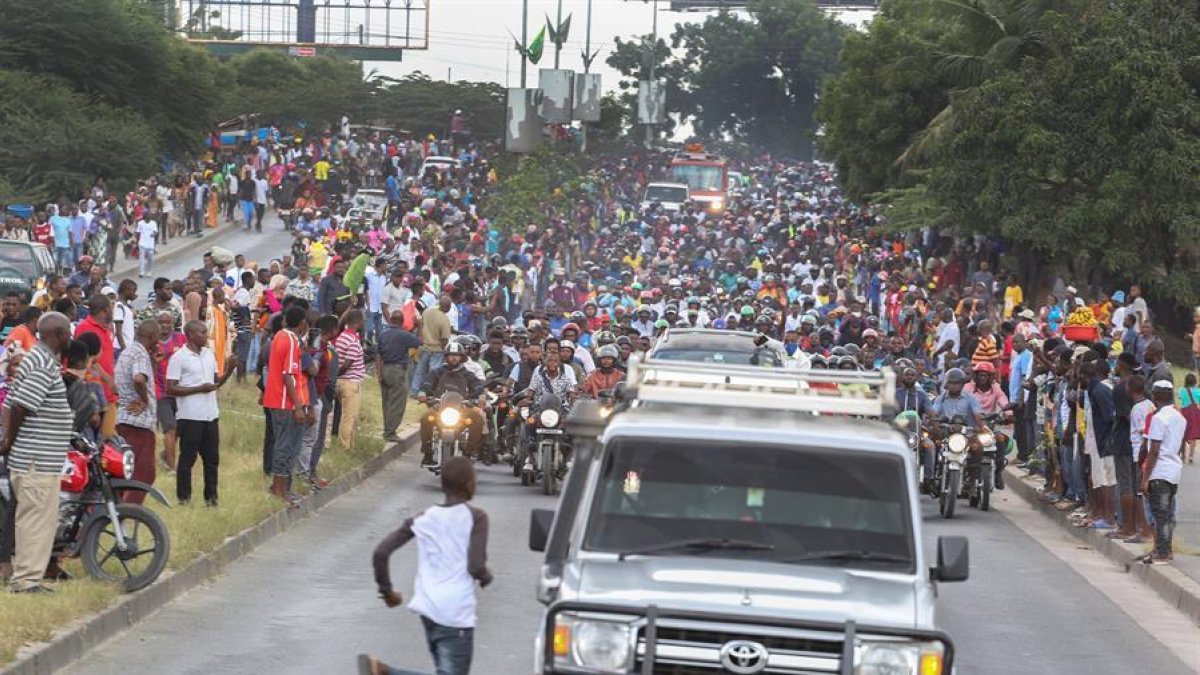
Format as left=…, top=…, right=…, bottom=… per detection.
left=529, top=508, right=555, bottom=552
left=931, top=536, right=969, bottom=582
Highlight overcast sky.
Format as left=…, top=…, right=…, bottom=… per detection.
left=368, top=0, right=874, bottom=92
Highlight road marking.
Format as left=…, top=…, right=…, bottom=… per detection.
left=995, top=495, right=1200, bottom=670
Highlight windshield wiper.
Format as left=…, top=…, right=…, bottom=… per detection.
left=782, top=550, right=910, bottom=565
left=617, top=538, right=775, bottom=561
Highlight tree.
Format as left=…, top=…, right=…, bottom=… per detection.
left=0, top=71, right=158, bottom=201
left=367, top=73, right=507, bottom=141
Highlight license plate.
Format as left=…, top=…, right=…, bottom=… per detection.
left=537, top=428, right=563, bottom=435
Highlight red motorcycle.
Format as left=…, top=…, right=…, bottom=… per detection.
left=56, top=435, right=171, bottom=592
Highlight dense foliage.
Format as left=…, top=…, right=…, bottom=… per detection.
left=606, top=0, right=846, bottom=159
left=818, top=0, right=1200, bottom=308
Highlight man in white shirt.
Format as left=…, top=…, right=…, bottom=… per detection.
left=934, top=308, right=960, bottom=371
left=167, top=320, right=237, bottom=506
left=135, top=214, right=158, bottom=278
left=364, top=259, right=388, bottom=344
left=253, top=170, right=270, bottom=232
left=113, top=279, right=138, bottom=354
left=1142, top=379, right=1185, bottom=564
left=380, top=269, right=411, bottom=321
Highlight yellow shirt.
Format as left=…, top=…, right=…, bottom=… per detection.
left=313, top=160, right=330, bottom=181
left=308, top=241, right=328, bottom=274
left=1003, top=284, right=1023, bottom=319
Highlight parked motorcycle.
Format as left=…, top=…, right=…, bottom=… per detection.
left=56, top=435, right=171, bottom=592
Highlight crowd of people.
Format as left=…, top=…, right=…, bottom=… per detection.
left=0, top=124, right=1195, bottom=612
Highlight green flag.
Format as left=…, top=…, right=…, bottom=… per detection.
left=527, top=25, right=546, bottom=64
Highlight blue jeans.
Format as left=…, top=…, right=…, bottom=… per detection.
left=55, top=246, right=72, bottom=271
left=410, top=351, right=443, bottom=397
left=1059, top=441, right=1085, bottom=502
left=1148, top=479, right=1178, bottom=558
left=368, top=311, right=383, bottom=344
left=384, top=617, right=474, bottom=675
left=240, top=199, right=255, bottom=228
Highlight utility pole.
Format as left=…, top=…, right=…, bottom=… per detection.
left=645, top=0, right=658, bottom=148
left=582, top=0, right=593, bottom=152
left=520, top=0, right=528, bottom=88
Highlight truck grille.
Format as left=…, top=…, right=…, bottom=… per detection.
left=635, top=620, right=843, bottom=674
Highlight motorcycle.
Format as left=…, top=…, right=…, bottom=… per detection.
left=521, top=392, right=571, bottom=495
left=55, top=435, right=171, bottom=592
left=934, top=418, right=970, bottom=519
left=963, top=414, right=1010, bottom=512
left=479, top=378, right=508, bottom=466
left=894, top=410, right=923, bottom=489
left=426, top=392, right=470, bottom=476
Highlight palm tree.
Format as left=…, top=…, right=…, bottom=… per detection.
left=897, top=0, right=1062, bottom=165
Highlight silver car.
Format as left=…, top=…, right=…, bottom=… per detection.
left=529, top=358, right=968, bottom=675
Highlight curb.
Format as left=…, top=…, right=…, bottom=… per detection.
left=1004, top=466, right=1200, bottom=628
left=3, top=428, right=419, bottom=675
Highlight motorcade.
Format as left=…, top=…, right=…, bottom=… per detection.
left=640, top=182, right=690, bottom=214
left=669, top=145, right=729, bottom=213
left=528, top=357, right=967, bottom=675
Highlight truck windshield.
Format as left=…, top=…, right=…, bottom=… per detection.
left=670, top=164, right=724, bottom=192
left=584, top=439, right=913, bottom=571
left=645, top=185, right=688, bottom=203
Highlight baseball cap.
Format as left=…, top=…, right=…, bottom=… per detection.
left=1152, top=380, right=1174, bottom=391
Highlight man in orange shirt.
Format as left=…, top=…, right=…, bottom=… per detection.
left=263, top=306, right=310, bottom=508
left=75, top=295, right=118, bottom=437
left=3, top=307, right=41, bottom=357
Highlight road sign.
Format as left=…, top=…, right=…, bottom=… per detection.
left=538, top=69, right=575, bottom=124
left=289, top=46, right=316, bottom=57
left=637, top=80, right=666, bottom=125
left=506, top=88, right=544, bottom=153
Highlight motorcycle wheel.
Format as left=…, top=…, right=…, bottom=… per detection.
left=80, top=503, right=170, bottom=592
left=980, top=466, right=993, bottom=512
left=968, top=469, right=980, bottom=508
left=541, top=442, right=557, bottom=496
left=940, top=468, right=961, bottom=520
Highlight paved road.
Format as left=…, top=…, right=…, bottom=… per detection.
left=63, top=452, right=1197, bottom=675
left=111, top=213, right=295, bottom=286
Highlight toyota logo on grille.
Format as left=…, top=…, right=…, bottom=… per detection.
left=718, top=640, right=769, bottom=674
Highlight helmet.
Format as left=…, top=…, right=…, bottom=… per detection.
left=596, top=345, right=619, bottom=360
left=462, top=334, right=483, bottom=348
left=654, top=319, right=670, bottom=329
left=596, top=330, right=616, bottom=346
left=490, top=316, right=508, bottom=328
left=945, top=368, right=968, bottom=385
left=973, top=361, right=996, bottom=374
left=445, top=342, right=466, bottom=356
left=740, top=305, right=755, bottom=317
left=560, top=339, right=576, bottom=352
left=755, top=315, right=771, bottom=325
left=561, top=322, right=581, bottom=335
left=686, top=296, right=701, bottom=307
left=570, top=311, right=586, bottom=322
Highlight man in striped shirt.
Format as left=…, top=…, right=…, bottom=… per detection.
left=1, top=312, right=74, bottom=593
left=334, top=310, right=367, bottom=451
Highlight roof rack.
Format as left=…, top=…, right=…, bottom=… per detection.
left=623, top=356, right=897, bottom=418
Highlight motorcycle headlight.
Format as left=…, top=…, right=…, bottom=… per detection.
left=708, top=198, right=724, bottom=212
left=539, top=409, right=561, bottom=428
left=553, top=614, right=635, bottom=672
left=122, top=450, right=135, bottom=480
left=976, top=433, right=995, bottom=447
left=439, top=407, right=462, bottom=427
left=854, top=639, right=944, bottom=675
left=947, top=433, right=968, bottom=453
left=520, top=406, right=531, bottom=419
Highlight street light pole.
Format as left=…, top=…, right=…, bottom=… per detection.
left=520, top=0, right=528, bottom=88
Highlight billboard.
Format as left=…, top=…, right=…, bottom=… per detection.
left=637, top=80, right=667, bottom=125
left=506, top=88, right=543, bottom=153
left=538, top=69, right=575, bottom=124
left=573, top=73, right=602, bottom=122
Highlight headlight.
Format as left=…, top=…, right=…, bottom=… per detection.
left=122, top=450, right=135, bottom=480
left=907, top=434, right=918, bottom=450
left=947, top=433, right=968, bottom=453
left=520, top=406, right=531, bottom=418
left=553, top=615, right=634, bottom=672
left=539, top=409, right=561, bottom=427
left=855, top=639, right=944, bottom=675
left=439, top=407, right=461, bottom=426
left=976, top=433, right=995, bottom=447
left=708, top=198, right=724, bottom=212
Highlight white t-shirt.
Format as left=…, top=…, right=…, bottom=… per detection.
left=254, top=178, right=269, bottom=204
left=136, top=219, right=158, bottom=249
left=166, top=346, right=219, bottom=422
left=1146, top=404, right=1186, bottom=483
left=113, top=301, right=136, bottom=350
left=407, top=503, right=479, bottom=628
left=936, top=320, right=960, bottom=355
left=1129, top=399, right=1154, bottom=459
left=156, top=185, right=173, bottom=214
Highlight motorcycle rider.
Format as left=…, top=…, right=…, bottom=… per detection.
left=963, top=361, right=1010, bottom=489
left=416, top=342, right=486, bottom=467
left=895, top=361, right=934, bottom=487
left=480, top=329, right=514, bottom=378
left=582, top=345, right=625, bottom=399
